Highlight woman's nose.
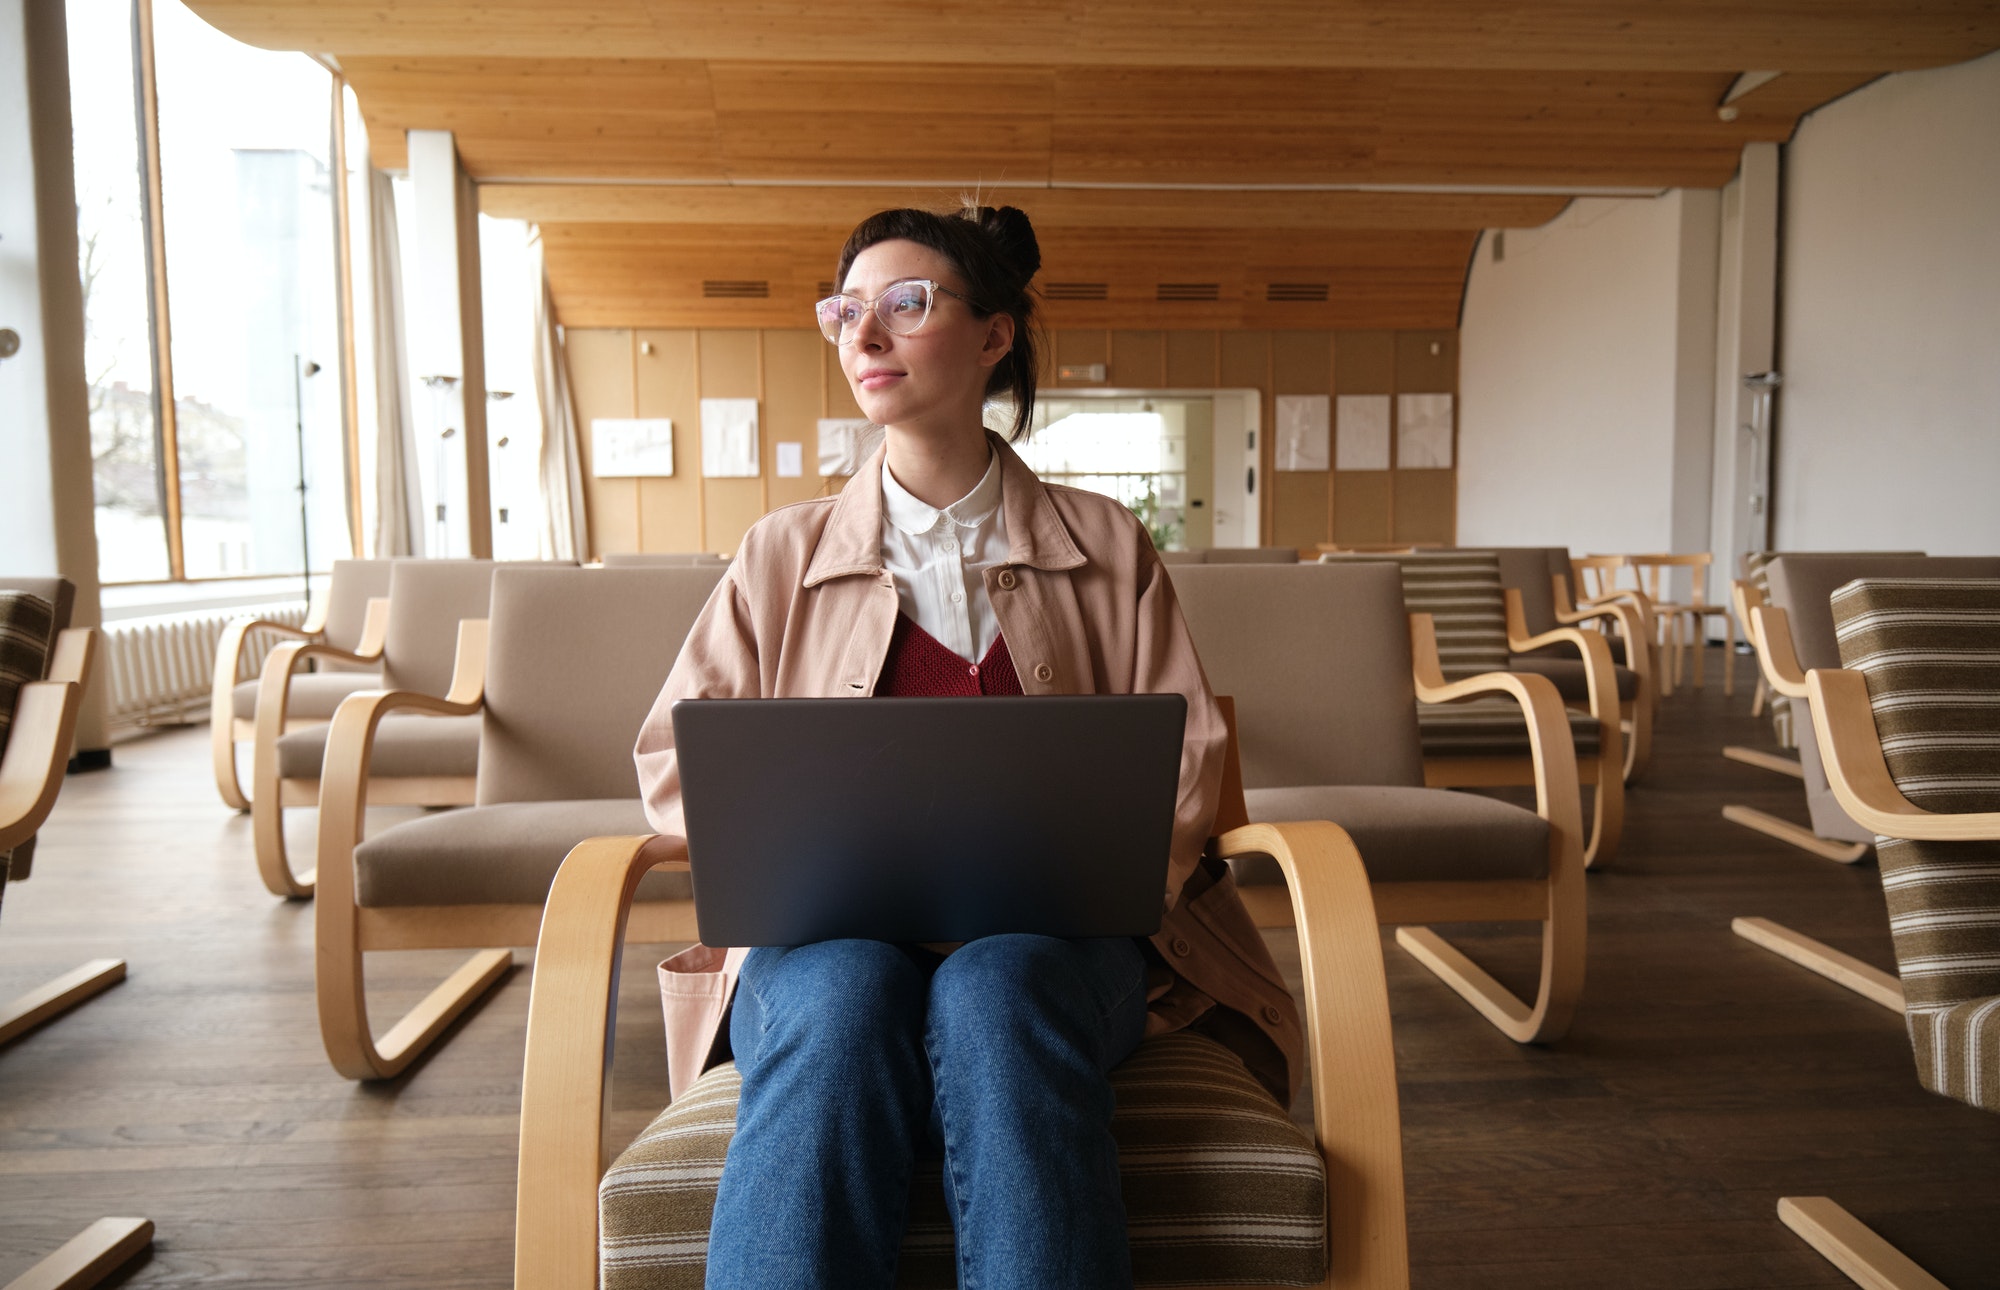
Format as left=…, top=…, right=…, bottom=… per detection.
left=849, top=307, right=890, bottom=349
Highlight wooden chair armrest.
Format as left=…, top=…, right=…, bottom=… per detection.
left=1213, top=820, right=1408, bottom=1288
left=1502, top=600, right=1621, bottom=726
left=0, top=679, right=84, bottom=853
left=210, top=617, right=321, bottom=729
left=515, top=833, right=691, bottom=1289
left=1730, top=580, right=1762, bottom=648
left=1552, top=575, right=1655, bottom=667
left=1410, top=613, right=1584, bottom=831
left=46, top=627, right=97, bottom=689
left=1748, top=605, right=1809, bottom=698
left=1809, top=667, right=2000, bottom=841
left=352, top=596, right=390, bottom=658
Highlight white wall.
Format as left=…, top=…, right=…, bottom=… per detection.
left=1775, top=52, right=2000, bottom=555
left=1457, top=191, right=1718, bottom=563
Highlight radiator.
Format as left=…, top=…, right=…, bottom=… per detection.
left=104, top=603, right=307, bottom=730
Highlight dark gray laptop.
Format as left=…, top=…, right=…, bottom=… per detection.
left=671, top=695, right=1187, bottom=947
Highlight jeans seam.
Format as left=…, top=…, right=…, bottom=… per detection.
left=923, top=1019, right=979, bottom=1290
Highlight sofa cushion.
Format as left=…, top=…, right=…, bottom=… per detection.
left=231, top=671, right=383, bottom=721
left=354, top=798, right=686, bottom=907
left=0, top=592, right=55, bottom=883
left=1506, top=654, right=1640, bottom=702
left=598, top=1030, right=1326, bottom=1289
left=276, top=713, right=482, bottom=780
left=1417, top=700, right=1602, bottom=760
left=1240, top=784, right=1548, bottom=884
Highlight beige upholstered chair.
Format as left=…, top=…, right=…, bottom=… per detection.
left=313, top=565, right=721, bottom=1080
left=1726, top=555, right=2000, bottom=1014
left=1203, top=546, right=1302, bottom=564
left=1768, top=576, right=2000, bottom=1288
left=1174, top=562, right=1587, bottom=1044
left=0, top=585, right=155, bottom=1288
left=601, top=552, right=730, bottom=567
left=209, top=558, right=394, bottom=811
left=250, top=559, right=534, bottom=899
left=1322, top=551, right=1624, bottom=868
left=1157, top=549, right=1207, bottom=565
left=1489, top=546, right=1653, bottom=781
left=514, top=702, right=1409, bottom=1289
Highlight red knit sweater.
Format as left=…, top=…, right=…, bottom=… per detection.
left=877, top=612, right=1023, bottom=697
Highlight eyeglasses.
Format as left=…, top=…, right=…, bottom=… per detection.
left=814, top=278, right=979, bottom=345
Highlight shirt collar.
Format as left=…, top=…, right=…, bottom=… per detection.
left=881, top=449, right=1003, bottom=536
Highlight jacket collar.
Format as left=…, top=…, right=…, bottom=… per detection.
left=804, top=429, right=1088, bottom=588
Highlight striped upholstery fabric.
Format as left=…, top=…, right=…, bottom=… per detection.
left=1832, top=577, right=2000, bottom=1112
left=0, top=593, right=56, bottom=888
left=600, top=1030, right=1328, bottom=1288
left=1324, top=552, right=1602, bottom=760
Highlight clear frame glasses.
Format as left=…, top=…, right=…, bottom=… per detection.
left=814, top=278, right=978, bottom=345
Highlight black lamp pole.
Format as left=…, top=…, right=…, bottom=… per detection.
left=294, top=356, right=320, bottom=616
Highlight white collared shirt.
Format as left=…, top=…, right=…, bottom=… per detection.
left=880, top=450, right=1008, bottom=664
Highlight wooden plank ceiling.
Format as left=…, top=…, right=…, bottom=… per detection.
left=193, top=1, right=2000, bottom=330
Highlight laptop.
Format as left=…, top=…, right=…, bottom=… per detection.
left=671, top=694, right=1187, bottom=947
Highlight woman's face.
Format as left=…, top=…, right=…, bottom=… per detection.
left=837, top=239, right=1014, bottom=435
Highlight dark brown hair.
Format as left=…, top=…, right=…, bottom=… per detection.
left=835, top=204, right=1043, bottom=442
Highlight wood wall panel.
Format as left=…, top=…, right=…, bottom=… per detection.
left=1394, top=470, right=1457, bottom=546
left=763, top=329, right=828, bottom=512
left=1109, top=330, right=1166, bottom=388
left=694, top=330, right=765, bottom=554
left=1334, top=473, right=1393, bottom=545
left=634, top=329, right=702, bottom=554
left=566, top=328, right=641, bottom=559
left=1163, top=331, right=1218, bottom=388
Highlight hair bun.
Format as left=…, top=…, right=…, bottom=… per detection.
left=974, top=205, right=1041, bottom=288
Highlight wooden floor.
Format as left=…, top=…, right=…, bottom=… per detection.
left=2, top=649, right=1997, bottom=1288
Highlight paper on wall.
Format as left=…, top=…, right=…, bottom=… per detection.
left=1335, top=395, right=1391, bottom=471
left=589, top=418, right=674, bottom=477
left=1397, top=393, right=1454, bottom=469
left=1274, top=395, right=1331, bottom=472
left=817, top=418, right=874, bottom=476
left=700, top=398, right=760, bottom=478
left=775, top=441, right=803, bottom=478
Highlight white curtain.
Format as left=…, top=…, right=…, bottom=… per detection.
left=531, top=232, right=588, bottom=561
left=369, top=168, right=426, bottom=557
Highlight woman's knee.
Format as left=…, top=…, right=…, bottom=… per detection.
left=929, top=935, right=1142, bottom=1039
left=743, top=939, right=927, bottom=1049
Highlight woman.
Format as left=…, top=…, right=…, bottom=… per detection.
left=635, top=204, right=1302, bottom=1289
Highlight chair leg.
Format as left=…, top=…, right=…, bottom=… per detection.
left=0, top=960, right=126, bottom=1047
left=250, top=706, right=316, bottom=899
left=1621, top=694, right=1653, bottom=783
left=1721, top=805, right=1871, bottom=864
left=1731, top=918, right=1904, bottom=1013
left=2, top=1217, right=152, bottom=1290
left=212, top=718, right=250, bottom=813
left=1723, top=746, right=1804, bottom=779
left=1778, top=1198, right=1949, bottom=1290
left=1751, top=674, right=1770, bottom=718
left=1579, top=758, right=1624, bottom=870
left=316, top=923, right=512, bottom=1081
left=1395, top=909, right=1583, bottom=1045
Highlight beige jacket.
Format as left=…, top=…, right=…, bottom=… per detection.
left=634, top=432, right=1304, bottom=1103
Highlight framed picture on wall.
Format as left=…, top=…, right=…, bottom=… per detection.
left=1336, top=395, right=1391, bottom=471
left=818, top=418, right=875, bottom=476
left=589, top=418, right=674, bottom=477
left=701, top=399, right=760, bottom=477
left=1275, top=395, right=1331, bottom=471
left=1397, top=393, right=1454, bottom=469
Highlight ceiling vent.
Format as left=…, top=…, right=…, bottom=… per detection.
left=1157, top=282, right=1220, bottom=302
left=1266, top=282, right=1330, bottom=303
left=1043, top=282, right=1109, bottom=301
left=703, top=280, right=770, bottom=299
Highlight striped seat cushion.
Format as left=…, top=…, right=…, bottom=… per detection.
left=1418, top=699, right=1602, bottom=760
left=0, top=593, right=55, bottom=888
left=600, top=1030, right=1328, bottom=1288
left=1832, top=577, right=2000, bottom=1112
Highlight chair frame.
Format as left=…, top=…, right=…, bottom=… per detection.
left=1760, top=665, right=1999, bottom=1290
left=1236, top=615, right=1588, bottom=1044
left=1720, top=580, right=1801, bottom=776
left=513, top=702, right=1410, bottom=1288
left=248, top=597, right=480, bottom=899
left=1537, top=572, right=1655, bottom=782
left=1623, top=553, right=1734, bottom=695
left=313, top=621, right=699, bottom=1081
left=1571, top=555, right=1673, bottom=697
left=0, top=626, right=156, bottom=1288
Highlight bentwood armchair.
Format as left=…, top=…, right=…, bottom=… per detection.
left=1623, top=553, right=1732, bottom=693
left=1771, top=576, right=2000, bottom=1289
left=514, top=702, right=1409, bottom=1289
left=1176, top=563, right=1587, bottom=1044
left=209, top=558, right=393, bottom=811
left=0, top=586, right=154, bottom=1288
left=250, top=559, right=527, bottom=899
left=1323, top=551, right=1623, bottom=869
left=313, top=565, right=721, bottom=1080
left=1490, top=546, right=1653, bottom=782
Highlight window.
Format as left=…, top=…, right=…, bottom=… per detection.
left=68, top=0, right=170, bottom=582
left=1016, top=402, right=1190, bottom=550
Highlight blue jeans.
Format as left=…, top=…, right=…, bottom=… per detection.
left=705, top=935, right=1149, bottom=1290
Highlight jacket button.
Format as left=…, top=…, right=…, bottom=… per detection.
left=1033, top=663, right=1053, bottom=683
left=1261, top=1004, right=1283, bottom=1025
left=996, top=569, right=1017, bottom=590
left=1170, top=936, right=1191, bottom=957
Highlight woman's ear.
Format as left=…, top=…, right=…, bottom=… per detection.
left=978, top=312, right=1016, bottom=370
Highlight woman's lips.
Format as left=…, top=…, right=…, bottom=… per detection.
left=858, top=371, right=905, bottom=392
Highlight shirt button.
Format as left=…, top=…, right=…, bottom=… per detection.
left=1033, top=663, right=1053, bottom=683
left=996, top=569, right=1017, bottom=590
left=943, top=539, right=958, bottom=553
left=1261, top=1004, right=1284, bottom=1026
left=968, top=666, right=979, bottom=677
left=1170, top=936, right=1191, bottom=957
left=950, top=590, right=964, bottom=604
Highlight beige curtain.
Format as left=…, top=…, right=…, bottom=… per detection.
left=369, top=168, right=425, bottom=557
left=531, top=231, right=588, bottom=561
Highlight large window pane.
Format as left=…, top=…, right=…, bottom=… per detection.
left=68, top=0, right=170, bottom=583
left=481, top=215, right=543, bottom=560
left=153, top=0, right=347, bottom=578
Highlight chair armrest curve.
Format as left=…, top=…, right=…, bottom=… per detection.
left=1809, top=668, right=2000, bottom=841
